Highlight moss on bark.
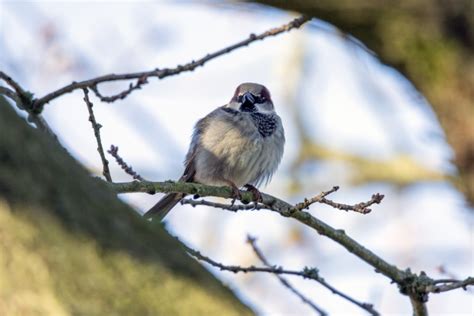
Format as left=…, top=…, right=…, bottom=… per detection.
left=0, top=98, right=253, bottom=315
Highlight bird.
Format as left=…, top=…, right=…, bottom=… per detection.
left=144, top=82, right=285, bottom=220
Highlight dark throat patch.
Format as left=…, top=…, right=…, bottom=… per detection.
left=250, top=112, right=277, bottom=137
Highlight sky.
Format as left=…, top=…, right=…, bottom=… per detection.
left=1, top=1, right=472, bottom=315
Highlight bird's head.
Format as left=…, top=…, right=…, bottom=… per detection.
left=227, top=83, right=274, bottom=114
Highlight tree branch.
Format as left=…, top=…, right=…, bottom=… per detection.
left=0, top=71, right=59, bottom=140
left=294, top=186, right=340, bottom=210
left=0, top=86, right=20, bottom=104
left=31, top=15, right=310, bottom=111
left=245, top=235, right=328, bottom=315
left=83, top=88, right=112, bottom=182
left=181, top=198, right=269, bottom=211
left=426, top=277, right=474, bottom=293
left=319, top=193, right=384, bottom=214
left=108, top=145, right=146, bottom=181
left=0, top=70, right=28, bottom=97
left=109, top=180, right=473, bottom=309
left=246, top=235, right=379, bottom=315
left=183, top=239, right=380, bottom=315
left=111, top=181, right=402, bottom=281
left=409, top=295, right=428, bottom=316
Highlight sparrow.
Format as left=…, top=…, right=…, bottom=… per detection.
left=144, top=82, right=285, bottom=220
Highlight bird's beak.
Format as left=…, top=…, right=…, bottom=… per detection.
left=242, top=92, right=255, bottom=104
left=240, top=92, right=257, bottom=112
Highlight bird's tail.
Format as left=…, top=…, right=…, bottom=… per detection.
left=143, top=193, right=185, bottom=221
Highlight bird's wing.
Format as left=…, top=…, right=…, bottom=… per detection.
left=180, top=106, right=234, bottom=183
left=180, top=110, right=212, bottom=182
left=180, top=148, right=196, bottom=182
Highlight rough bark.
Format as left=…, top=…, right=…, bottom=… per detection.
left=0, top=98, right=252, bottom=315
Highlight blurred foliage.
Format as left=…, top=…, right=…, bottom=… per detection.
left=0, top=98, right=252, bottom=315
left=256, top=0, right=474, bottom=205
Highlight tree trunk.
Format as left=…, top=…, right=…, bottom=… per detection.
left=0, top=98, right=252, bottom=315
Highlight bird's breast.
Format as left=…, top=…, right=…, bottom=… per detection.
left=194, top=113, right=283, bottom=187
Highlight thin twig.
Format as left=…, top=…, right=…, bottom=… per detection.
left=246, top=236, right=327, bottom=316
left=32, top=15, right=311, bottom=110
left=319, top=193, right=384, bottom=214
left=107, top=145, right=145, bottom=181
left=90, top=76, right=148, bottom=103
left=83, top=88, right=112, bottom=182
left=183, top=238, right=378, bottom=315
left=294, top=187, right=383, bottom=214
left=247, top=235, right=379, bottom=315
left=0, top=86, right=20, bottom=104
left=427, top=277, right=474, bottom=293
left=181, top=198, right=269, bottom=211
left=0, top=71, right=27, bottom=97
left=295, top=186, right=340, bottom=210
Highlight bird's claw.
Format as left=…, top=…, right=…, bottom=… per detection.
left=230, top=184, right=242, bottom=205
left=244, top=184, right=263, bottom=203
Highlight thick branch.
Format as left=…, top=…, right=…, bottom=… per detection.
left=110, top=180, right=473, bottom=307
left=110, top=181, right=404, bottom=281
left=410, top=295, right=428, bottom=316
left=32, top=15, right=310, bottom=110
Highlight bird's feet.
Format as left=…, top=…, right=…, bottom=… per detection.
left=244, top=184, right=263, bottom=203
left=222, top=180, right=242, bottom=205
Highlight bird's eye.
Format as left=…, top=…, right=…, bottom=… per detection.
left=255, top=96, right=266, bottom=104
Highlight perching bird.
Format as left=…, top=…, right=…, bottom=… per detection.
left=144, top=82, right=285, bottom=220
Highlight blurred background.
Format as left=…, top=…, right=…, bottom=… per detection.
left=1, top=0, right=472, bottom=315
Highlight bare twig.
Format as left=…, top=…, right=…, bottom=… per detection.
left=83, top=88, right=112, bottom=182
left=294, top=187, right=383, bottom=214
left=0, top=86, right=20, bottom=104
left=319, top=193, right=384, bottom=214
left=427, top=277, right=474, bottom=293
left=90, top=76, right=148, bottom=103
left=0, top=71, right=27, bottom=97
left=245, top=235, right=327, bottom=315
left=183, top=238, right=378, bottom=315
left=295, top=186, right=340, bottom=210
left=247, top=235, right=379, bottom=315
left=181, top=198, right=269, bottom=211
left=32, top=15, right=310, bottom=110
left=107, top=145, right=145, bottom=181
